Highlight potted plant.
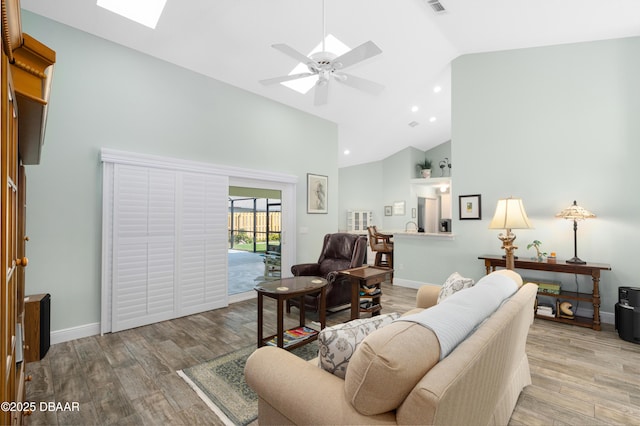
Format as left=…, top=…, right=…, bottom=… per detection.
left=417, top=158, right=432, bottom=178
left=527, top=240, right=548, bottom=262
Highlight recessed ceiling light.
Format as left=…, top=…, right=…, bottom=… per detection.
left=343, top=149, right=350, bottom=155
left=281, top=34, right=350, bottom=94
left=429, top=116, right=437, bottom=122
left=411, top=105, right=419, bottom=113
left=433, top=85, right=442, bottom=93
left=97, top=0, right=167, bottom=29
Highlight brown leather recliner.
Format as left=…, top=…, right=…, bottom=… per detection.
left=287, top=233, right=367, bottom=314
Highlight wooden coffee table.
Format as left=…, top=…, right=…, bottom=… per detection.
left=255, top=276, right=328, bottom=350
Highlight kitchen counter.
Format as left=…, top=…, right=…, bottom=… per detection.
left=393, top=231, right=455, bottom=240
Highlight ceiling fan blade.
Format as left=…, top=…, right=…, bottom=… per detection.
left=314, top=80, right=329, bottom=106
left=335, top=72, right=384, bottom=95
left=271, top=43, right=317, bottom=68
left=260, top=72, right=315, bottom=85
left=332, top=40, right=382, bottom=70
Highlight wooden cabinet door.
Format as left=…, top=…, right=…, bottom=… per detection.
left=0, top=48, right=22, bottom=424
left=1, top=48, right=21, bottom=425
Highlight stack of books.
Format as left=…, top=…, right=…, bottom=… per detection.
left=533, top=281, right=561, bottom=295
left=536, top=303, right=555, bottom=318
left=265, top=326, right=317, bottom=347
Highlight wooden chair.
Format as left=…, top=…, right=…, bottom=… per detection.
left=367, top=226, right=394, bottom=269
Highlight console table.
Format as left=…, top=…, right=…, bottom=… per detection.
left=478, top=255, right=611, bottom=331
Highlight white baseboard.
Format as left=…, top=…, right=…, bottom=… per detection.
left=49, top=293, right=256, bottom=345
left=50, top=322, right=100, bottom=345
left=228, top=291, right=254, bottom=304
left=601, top=311, right=614, bottom=325
left=46, top=296, right=615, bottom=346
left=574, top=307, right=614, bottom=325
left=393, top=278, right=438, bottom=289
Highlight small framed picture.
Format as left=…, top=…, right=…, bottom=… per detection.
left=307, top=173, right=328, bottom=214
left=393, top=201, right=405, bottom=216
left=384, top=205, right=392, bottom=216
left=459, top=194, right=481, bottom=220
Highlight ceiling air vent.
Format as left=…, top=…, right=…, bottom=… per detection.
left=408, top=121, right=420, bottom=128
left=426, top=0, right=447, bottom=14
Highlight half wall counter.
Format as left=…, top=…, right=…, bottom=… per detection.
left=387, top=230, right=458, bottom=289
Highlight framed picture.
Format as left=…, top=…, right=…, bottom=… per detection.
left=307, top=173, right=328, bottom=214
left=459, top=194, right=482, bottom=220
left=393, top=201, right=405, bottom=216
left=384, top=205, right=392, bottom=216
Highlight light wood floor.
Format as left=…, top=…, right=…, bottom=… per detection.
left=25, top=283, right=640, bottom=425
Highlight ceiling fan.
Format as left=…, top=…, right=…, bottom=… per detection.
left=259, top=0, right=384, bottom=106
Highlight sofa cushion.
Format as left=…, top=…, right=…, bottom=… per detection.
left=437, top=271, right=474, bottom=303
left=344, top=321, right=440, bottom=415
left=400, top=270, right=520, bottom=360
left=317, top=313, right=399, bottom=379
left=491, top=269, right=524, bottom=289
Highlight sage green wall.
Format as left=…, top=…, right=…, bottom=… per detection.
left=338, top=161, right=384, bottom=230
left=450, top=36, right=639, bottom=320
left=21, top=11, right=339, bottom=333
left=382, top=148, right=422, bottom=231
left=340, top=37, right=639, bottom=322
left=338, top=146, right=425, bottom=232
left=339, top=143, right=452, bottom=233
left=425, top=140, right=452, bottom=179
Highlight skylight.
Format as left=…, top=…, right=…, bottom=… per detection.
left=282, top=34, right=350, bottom=94
left=97, top=0, right=167, bottom=29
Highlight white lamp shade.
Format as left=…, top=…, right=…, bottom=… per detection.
left=556, top=200, right=596, bottom=221
left=488, top=198, right=532, bottom=230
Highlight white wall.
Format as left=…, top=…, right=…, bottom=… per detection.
left=22, top=11, right=339, bottom=334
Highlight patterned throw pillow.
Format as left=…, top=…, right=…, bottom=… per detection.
left=437, top=272, right=475, bottom=303
left=317, top=313, right=400, bottom=379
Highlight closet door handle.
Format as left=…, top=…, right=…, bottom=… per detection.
left=16, top=257, right=28, bottom=267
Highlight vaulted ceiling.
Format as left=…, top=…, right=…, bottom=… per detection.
left=21, top=0, right=640, bottom=167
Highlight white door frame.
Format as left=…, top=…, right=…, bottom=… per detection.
left=228, top=176, right=296, bottom=302
left=101, top=148, right=297, bottom=331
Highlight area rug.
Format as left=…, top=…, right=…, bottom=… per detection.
left=178, top=342, right=318, bottom=426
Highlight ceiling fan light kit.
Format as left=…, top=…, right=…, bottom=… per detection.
left=259, top=0, right=384, bottom=105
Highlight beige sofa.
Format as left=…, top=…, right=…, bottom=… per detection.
left=245, top=270, right=537, bottom=425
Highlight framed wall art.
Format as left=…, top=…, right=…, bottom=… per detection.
left=393, top=201, right=405, bottom=216
left=384, top=205, right=392, bottom=216
left=459, top=194, right=482, bottom=220
left=307, top=173, right=328, bottom=214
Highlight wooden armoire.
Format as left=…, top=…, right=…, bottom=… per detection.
left=1, top=0, right=55, bottom=423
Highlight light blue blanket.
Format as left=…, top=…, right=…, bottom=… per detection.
left=397, top=273, right=518, bottom=360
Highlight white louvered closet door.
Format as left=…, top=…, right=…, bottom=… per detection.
left=108, top=164, right=228, bottom=332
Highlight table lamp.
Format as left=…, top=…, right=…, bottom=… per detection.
left=555, top=200, right=596, bottom=264
left=489, top=197, right=532, bottom=270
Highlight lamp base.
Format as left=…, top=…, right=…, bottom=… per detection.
left=566, top=257, right=586, bottom=265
